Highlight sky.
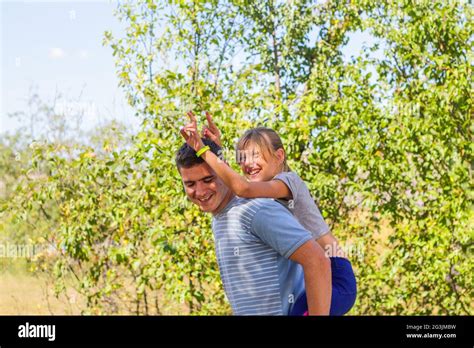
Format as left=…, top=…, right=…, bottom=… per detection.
left=1, top=0, right=379, bottom=137
left=1, top=0, right=138, bottom=136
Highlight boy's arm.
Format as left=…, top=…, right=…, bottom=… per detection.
left=289, top=239, right=331, bottom=315
left=251, top=202, right=331, bottom=315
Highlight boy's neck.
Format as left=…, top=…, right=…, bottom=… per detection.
left=212, top=189, right=235, bottom=216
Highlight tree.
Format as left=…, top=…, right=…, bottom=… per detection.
left=8, top=0, right=472, bottom=314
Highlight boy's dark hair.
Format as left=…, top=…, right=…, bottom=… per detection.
left=175, top=138, right=222, bottom=171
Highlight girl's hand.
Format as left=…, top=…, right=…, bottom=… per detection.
left=180, top=111, right=205, bottom=152
left=202, top=112, right=222, bottom=147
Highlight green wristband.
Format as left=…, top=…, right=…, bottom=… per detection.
left=196, top=145, right=210, bottom=157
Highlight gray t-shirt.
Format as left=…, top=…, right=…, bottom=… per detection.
left=212, top=196, right=313, bottom=315
left=274, top=171, right=330, bottom=239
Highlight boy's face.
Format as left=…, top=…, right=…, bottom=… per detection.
left=179, top=162, right=231, bottom=214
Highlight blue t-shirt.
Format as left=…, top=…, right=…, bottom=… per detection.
left=212, top=196, right=313, bottom=315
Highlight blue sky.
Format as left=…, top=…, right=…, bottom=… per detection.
left=1, top=0, right=138, bottom=135
left=1, top=0, right=378, bottom=136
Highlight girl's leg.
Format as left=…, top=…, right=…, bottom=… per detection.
left=289, top=257, right=357, bottom=316
left=329, top=257, right=357, bottom=316
left=289, top=292, right=308, bottom=316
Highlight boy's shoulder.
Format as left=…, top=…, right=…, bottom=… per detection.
left=226, top=197, right=284, bottom=218
left=231, top=196, right=273, bottom=211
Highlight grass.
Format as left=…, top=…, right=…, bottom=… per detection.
left=0, top=270, right=83, bottom=315
left=0, top=258, right=193, bottom=315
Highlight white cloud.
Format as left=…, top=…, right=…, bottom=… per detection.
left=49, top=48, right=65, bottom=59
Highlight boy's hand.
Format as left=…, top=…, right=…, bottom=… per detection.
left=202, top=112, right=222, bottom=147
left=180, top=111, right=205, bottom=152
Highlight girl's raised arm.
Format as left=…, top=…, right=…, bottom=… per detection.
left=180, top=112, right=291, bottom=200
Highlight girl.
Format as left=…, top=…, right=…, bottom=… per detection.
left=180, top=111, right=357, bottom=316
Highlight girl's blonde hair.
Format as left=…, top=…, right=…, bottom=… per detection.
left=236, top=127, right=290, bottom=172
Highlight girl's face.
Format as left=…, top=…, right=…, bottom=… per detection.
left=238, top=143, right=284, bottom=182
